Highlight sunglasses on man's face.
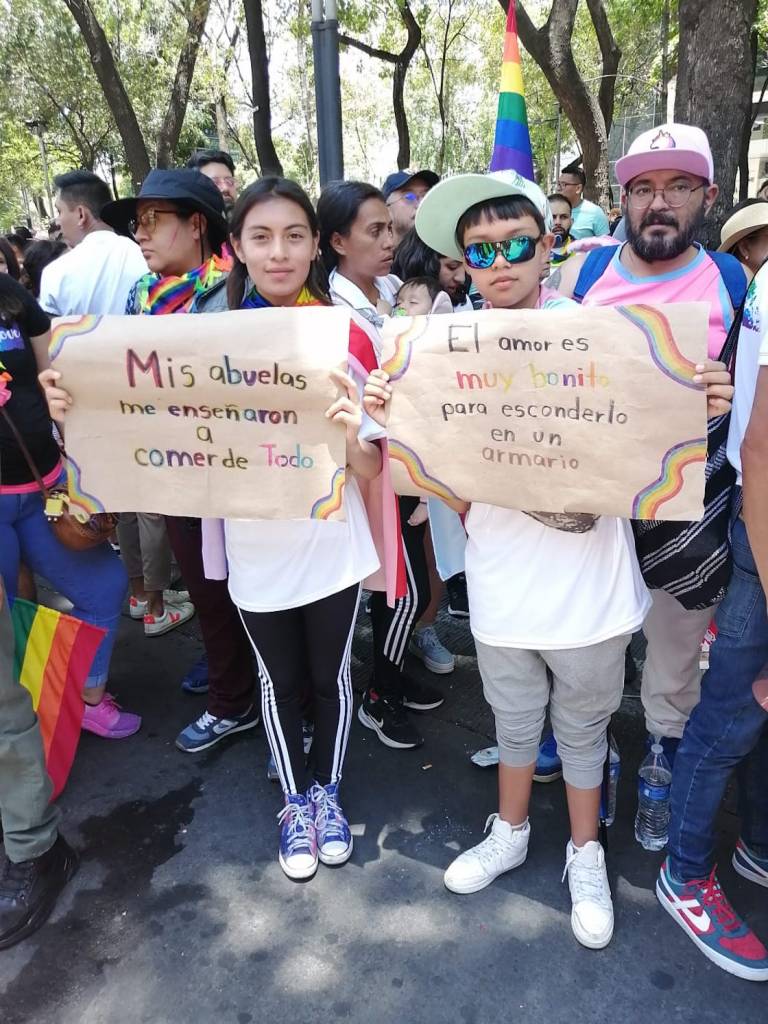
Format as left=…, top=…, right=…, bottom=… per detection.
left=463, top=235, right=541, bottom=270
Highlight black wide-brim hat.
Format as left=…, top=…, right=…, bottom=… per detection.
left=101, top=169, right=229, bottom=249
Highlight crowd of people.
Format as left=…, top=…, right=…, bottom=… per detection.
left=1, top=124, right=767, bottom=985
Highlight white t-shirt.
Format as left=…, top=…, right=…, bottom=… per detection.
left=225, top=477, right=380, bottom=612
left=225, top=325, right=382, bottom=613
left=39, top=230, right=148, bottom=315
left=727, top=263, right=768, bottom=484
left=465, top=288, right=650, bottom=649
left=466, top=509, right=650, bottom=649
left=328, top=269, right=401, bottom=320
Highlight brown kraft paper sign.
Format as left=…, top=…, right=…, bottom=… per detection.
left=380, top=302, right=709, bottom=521
left=50, top=306, right=352, bottom=521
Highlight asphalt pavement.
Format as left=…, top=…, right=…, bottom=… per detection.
left=1, top=599, right=766, bottom=1024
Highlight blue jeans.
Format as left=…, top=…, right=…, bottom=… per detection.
left=0, top=488, right=127, bottom=688
left=668, top=515, right=768, bottom=880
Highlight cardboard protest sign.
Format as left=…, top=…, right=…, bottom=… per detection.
left=50, top=306, right=351, bottom=520
left=381, top=302, right=709, bottom=520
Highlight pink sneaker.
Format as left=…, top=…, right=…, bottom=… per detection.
left=81, top=694, right=141, bottom=739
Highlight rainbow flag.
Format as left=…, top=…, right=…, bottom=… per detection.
left=11, top=599, right=105, bottom=799
left=490, top=1, right=535, bottom=178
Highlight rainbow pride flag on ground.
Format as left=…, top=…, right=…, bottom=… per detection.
left=490, top=1, right=535, bottom=177
left=11, top=599, right=105, bottom=799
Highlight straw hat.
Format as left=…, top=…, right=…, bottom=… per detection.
left=718, top=201, right=768, bottom=253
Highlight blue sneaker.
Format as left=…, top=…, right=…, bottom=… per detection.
left=278, top=793, right=317, bottom=880
left=309, top=782, right=353, bottom=866
left=733, top=839, right=768, bottom=889
left=180, top=653, right=209, bottom=695
left=175, top=704, right=259, bottom=752
left=267, top=721, right=314, bottom=781
left=657, top=858, right=768, bottom=981
left=534, top=734, right=562, bottom=783
left=409, top=626, right=455, bottom=675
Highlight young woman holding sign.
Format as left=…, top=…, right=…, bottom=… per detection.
left=215, top=177, right=400, bottom=879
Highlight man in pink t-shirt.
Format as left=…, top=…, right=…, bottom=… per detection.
left=554, top=124, right=745, bottom=757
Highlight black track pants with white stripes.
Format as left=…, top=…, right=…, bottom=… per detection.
left=369, top=496, right=431, bottom=699
left=239, top=584, right=360, bottom=795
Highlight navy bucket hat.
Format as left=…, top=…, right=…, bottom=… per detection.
left=101, top=169, right=229, bottom=249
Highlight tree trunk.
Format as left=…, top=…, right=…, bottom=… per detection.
left=62, top=0, right=150, bottom=189
left=243, top=0, right=284, bottom=176
left=660, top=0, right=670, bottom=123
left=675, top=0, right=757, bottom=246
left=156, top=0, right=211, bottom=167
left=215, top=97, right=230, bottom=152
left=499, top=0, right=620, bottom=207
left=339, top=1, right=421, bottom=171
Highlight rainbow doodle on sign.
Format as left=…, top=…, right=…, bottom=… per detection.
left=632, top=439, right=707, bottom=518
left=49, top=316, right=101, bottom=362
left=388, top=438, right=461, bottom=503
left=311, top=467, right=346, bottom=519
left=381, top=316, right=430, bottom=381
left=64, top=456, right=108, bottom=519
left=617, top=304, right=700, bottom=389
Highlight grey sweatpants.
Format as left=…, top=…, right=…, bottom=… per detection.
left=641, top=588, right=715, bottom=739
left=117, top=512, right=172, bottom=592
left=476, top=633, right=630, bottom=789
left=0, top=585, right=59, bottom=863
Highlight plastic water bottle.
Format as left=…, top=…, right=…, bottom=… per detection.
left=600, top=736, right=621, bottom=827
left=635, top=739, right=672, bottom=851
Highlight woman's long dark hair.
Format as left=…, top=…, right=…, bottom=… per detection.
left=316, top=180, right=384, bottom=274
left=0, top=237, right=21, bottom=280
left=0, top=272, right=27, bottom=324
left=392, top=227, right=442, bottom=280
left=226, top=178, right=330, bottom=309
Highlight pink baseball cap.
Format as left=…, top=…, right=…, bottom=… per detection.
left=615, top=123, right=714, bottom=187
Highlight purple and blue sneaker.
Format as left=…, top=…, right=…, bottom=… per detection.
left=277, top=793, right=317, bottom=880
left=309, top=782, right=353, bottom=866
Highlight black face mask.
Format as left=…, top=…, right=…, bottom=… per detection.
left=626, top=202, right=707, bottom=262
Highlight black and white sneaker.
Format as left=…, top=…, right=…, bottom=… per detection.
left=358, top=690, right=423, bottom=749
left=401, top=676, right=445, bottom=711
left=446, top=573, right=469, bottom=618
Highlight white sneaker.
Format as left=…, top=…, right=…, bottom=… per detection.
left=130, top=590, right=192, bottom=620
left=144, top=601, right=195, bottom=637
left=563, top=839, right=614, bottom=949
left=444, top=814, right=529, bottom=894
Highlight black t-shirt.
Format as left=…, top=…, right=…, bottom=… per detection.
left=0, top=277, right=58, bottom=486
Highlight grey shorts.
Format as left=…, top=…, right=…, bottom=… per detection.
left=476, top=634, right=630, bottom=789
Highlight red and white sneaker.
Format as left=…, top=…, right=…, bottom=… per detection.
left=143, top=601, right=194, bottom=637
left=130, top=590, right=192, bottom=621
left=82, top=694, right=141, bottom=739
left=657, top=858, right=768, bottom=981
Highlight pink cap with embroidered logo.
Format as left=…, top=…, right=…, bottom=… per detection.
left=615, top=123, right=714, bottom=187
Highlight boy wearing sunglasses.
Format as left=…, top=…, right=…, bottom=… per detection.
left=365, top=171, right=650, bottom=949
